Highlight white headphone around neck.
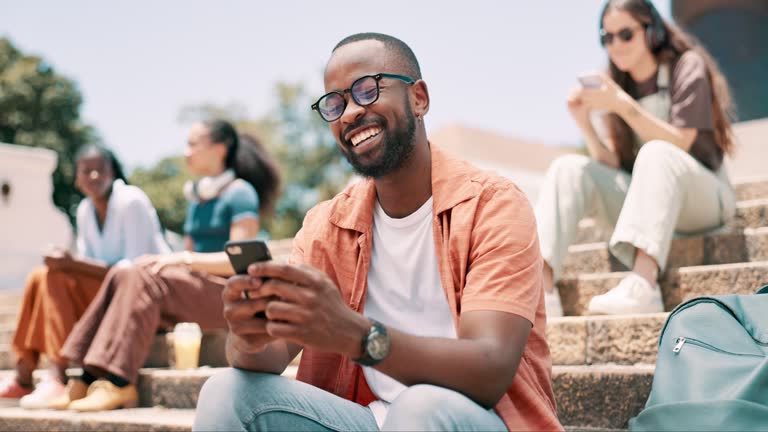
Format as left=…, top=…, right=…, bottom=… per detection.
left=183, top=169, right=236, bottom=202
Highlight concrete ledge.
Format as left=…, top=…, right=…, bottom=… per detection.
left=1, top=364, right=644, bottom=430
left=735, top=177, right=768, bottom=202
left=0, top=407, right=194, bottom=432
left=559, top=261, right=768, bottom=315
left=554, top=365, right=654, bottom=430
left=548, top=314, right=668, bottom=365
left=563, top=227, right=766, bottom=277
left=0, top=344, right=14, bottom=370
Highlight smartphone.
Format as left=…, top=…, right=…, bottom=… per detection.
left=225, top=239, right=272, bottom=274
left=225, top=240, right=272, bottom=318
left=578, top=74, right=603, bottom=89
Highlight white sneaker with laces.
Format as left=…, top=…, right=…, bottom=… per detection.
left=587, top=273, right=663, bottom=315
left=545, top=289, right=564, bottom=318
left=19, top=375, right=65, bottom=409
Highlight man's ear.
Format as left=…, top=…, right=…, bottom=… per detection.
left=410, top=80, right=430, bottom=118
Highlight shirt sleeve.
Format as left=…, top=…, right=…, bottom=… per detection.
left=226, top=181, right=259, bottom=223
left=670, top=51, right=724, bottom=170
left=670, top=50, right=714, bottom=131
left=460, top=184, right=543, bottom=325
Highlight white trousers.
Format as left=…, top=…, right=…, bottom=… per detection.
left=535, top=140, right=736, bottom=281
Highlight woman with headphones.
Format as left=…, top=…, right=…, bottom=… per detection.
left=536, top=0, right=737, bottom=317
left=52, top=120, right=282, bottom=411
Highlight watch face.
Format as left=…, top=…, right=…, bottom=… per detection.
left=367, top=333, right=389, bottom=360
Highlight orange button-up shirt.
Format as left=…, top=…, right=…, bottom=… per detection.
left=290, top=144, right=562, bottom=431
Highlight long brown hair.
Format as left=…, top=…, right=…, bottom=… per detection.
left=600, top=0, right=736, bottom=172
left=204, top=120, right=282, bottom=220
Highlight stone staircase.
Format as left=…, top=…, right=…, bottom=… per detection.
left=0, top=178, right=766, bottom=431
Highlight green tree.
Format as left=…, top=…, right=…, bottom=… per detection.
left=0, top=37, right=99, bottom=222
left=129, top=156, right=192, bottom=234
left=173, top=82, right=353, bottom=239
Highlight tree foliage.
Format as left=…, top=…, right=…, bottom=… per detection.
left=135, top=82, right=353, bottom=239
left=0, top=37, right=99, bottom=222
left=129, top=156, right=191, bottom=234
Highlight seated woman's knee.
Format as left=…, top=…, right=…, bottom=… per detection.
left=636, top=140, right=685, bottom=166
left=104, top=264, right=151, bottom=294
left=548, top=154, right=591, bottom=177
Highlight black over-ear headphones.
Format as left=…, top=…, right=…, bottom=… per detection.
left=599, top=0, right=668, bottom=53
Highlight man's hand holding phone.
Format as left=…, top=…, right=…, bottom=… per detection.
left=241, top=261, right=370, bottom=359
left=223, top=275, right=277, bottom=354
left=223, top=239, right=277, bottom=353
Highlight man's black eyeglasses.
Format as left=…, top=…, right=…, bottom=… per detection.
left=311, top=73, right=415, bottom=122
left=600, top=26, right=643, bottom=46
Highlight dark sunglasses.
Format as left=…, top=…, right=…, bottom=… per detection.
left=311, top=73, right=416, bottom=122
left=599, top=26, right=643, bottom=46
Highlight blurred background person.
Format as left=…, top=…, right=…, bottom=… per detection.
left=53, top=120, right=281, bottom=411
left=536, top=0, right=736, bottom=317
left=0, top=145, right=169, bottom=408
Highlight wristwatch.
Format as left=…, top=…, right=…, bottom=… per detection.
left=353, top=319, right=390, bottom=367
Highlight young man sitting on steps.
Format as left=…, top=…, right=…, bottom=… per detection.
left=193, top=32, right=562, bottom=431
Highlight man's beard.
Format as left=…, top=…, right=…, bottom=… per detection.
left=343, top=106, right=417, bottom=179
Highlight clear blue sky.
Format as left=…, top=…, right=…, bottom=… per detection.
left=3, top=0, right=670, bottom=170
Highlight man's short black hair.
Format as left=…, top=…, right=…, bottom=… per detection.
left=332, top=32, right=422, bottom=80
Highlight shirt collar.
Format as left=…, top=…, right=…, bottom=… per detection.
left=329, top=143, right=479, bottom=233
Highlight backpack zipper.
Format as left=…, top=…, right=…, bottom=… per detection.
left=672, top=336, right=765, bottom=357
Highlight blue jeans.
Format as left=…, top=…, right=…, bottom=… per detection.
left=193, top=369, right=507, bottom=431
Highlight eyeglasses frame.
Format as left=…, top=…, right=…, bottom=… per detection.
left=311, top=73, right=416, bottom=122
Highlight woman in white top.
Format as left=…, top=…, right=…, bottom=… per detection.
left=536, top=0, right=736, bottom=317
left=0, top=145, right=169, bottom=408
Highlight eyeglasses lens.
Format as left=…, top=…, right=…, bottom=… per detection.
left=351, top=76, right=379, bottom=106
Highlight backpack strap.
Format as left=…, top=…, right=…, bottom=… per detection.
left=757, top=285, right=768, bottom=295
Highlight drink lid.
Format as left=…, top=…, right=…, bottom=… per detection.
left=174, top=322, right=202, bottom=336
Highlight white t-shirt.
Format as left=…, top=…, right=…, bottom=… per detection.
left=363, top=196, right=457, bottom=427
left=76, top=179, right=170, bottom=265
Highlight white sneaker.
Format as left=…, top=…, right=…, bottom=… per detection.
left=545, top=289, right=564, bottom=318
left=587, top=273, right=663, bottom=315
left=19, top=376, right=65, bottom=409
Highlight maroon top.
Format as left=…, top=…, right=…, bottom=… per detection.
left=635, top=50, right=723, bottom=171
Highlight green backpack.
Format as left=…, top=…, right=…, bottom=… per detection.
left=630, top=285, right=768, bottom=431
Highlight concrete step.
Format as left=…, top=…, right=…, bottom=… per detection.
left=0, top=407, right=195, bottom=432
left=558, top=261, right=768, bottom=316
left=554, top=365, right=653, bottom=430
left=143, top=330, right=227, bottom=369
left=547, top=313, right=668, bottom=365
left=0, top=345, right=13, bottom=370
left=139, top=364, right=655, bottom=430
left=734, top=176, right=768, bottom=202
left=0, top=324, right=14, bottom=345
left=0, top=328, right=230, bottom=372
left=563, top=226, right=768, bottom=277
left=574, top=198, right=768, bottom=244
left=0, top=306, right=18, bottom=326
left=0, top=363, right=648, bottom=431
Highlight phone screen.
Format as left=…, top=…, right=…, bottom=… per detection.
left=224, top=240, right=272, bottom=275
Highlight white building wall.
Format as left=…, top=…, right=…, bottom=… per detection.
left=0, top=143, right=73, bottom=290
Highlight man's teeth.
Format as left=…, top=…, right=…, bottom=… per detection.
left=351, top=127, right=382, bottom=146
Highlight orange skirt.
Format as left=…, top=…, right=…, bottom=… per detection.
left=11, top=266, right=102, bottom=365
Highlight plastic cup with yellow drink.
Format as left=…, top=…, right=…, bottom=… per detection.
left=173, top=322, right=202, bottom=369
